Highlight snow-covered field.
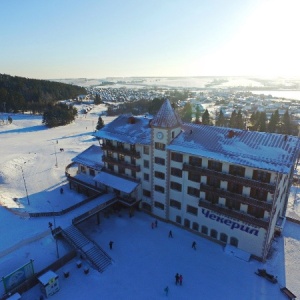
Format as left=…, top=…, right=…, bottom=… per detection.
left=0, top=105, right=300, bottom=299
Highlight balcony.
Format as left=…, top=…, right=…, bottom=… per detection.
left=198, top=199, right=269, bottom=229
left=102, top=144, right=141, bottom=158
left=200, top=183, right=273, bottom=211
left=102, top=156, right=141, bottom=172
left=183, top=163, right=276, bottom=193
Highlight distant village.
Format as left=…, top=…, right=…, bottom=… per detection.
left=77, top=86, right=300, bottom=132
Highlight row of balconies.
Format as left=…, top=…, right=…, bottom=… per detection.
left=200, top=183, right=273, bottom=211
left=183, top=163, right=276, bottom=193
left=198, top=199, right=269, bottom=229
left=102, top=156, right=141, bottom=172
left=102, top=143, right=141, bottom=158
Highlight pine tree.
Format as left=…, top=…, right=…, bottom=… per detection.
left=195, top=105, right=201, bottom=123
left=236, top=110, right=244, bottom=129
left=229, top=110, right=237, bottom=128
left=201, top=109, right=210, bottom=125
left=215, top=109, right=226, bottom=127
left=96, top=116, right=105, bottom=130
left=258, top=111, right=267, bottom=132
left=280, top=109, right=291, bottom=134
left=268, top=110, right=280, bottom=133
left=181, top=102, right=193, bottom=122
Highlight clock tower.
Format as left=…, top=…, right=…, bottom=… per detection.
left=149, top=99, right=182, bottom=219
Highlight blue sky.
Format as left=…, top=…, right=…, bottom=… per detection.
left=1, top=0, right=300, bottom=79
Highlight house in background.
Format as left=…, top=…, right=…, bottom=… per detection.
left=70, top=99, right=300, bottom=261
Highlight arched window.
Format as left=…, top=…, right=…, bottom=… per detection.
left=201, top=226, right=208, bottom=235
left=192, top=222, right=199, bottom=231
left=184, top=219, right=190, bottom=228
left=220, top=233, right=228, bottom=243
left=230, top=237, right=239, bottom=247
left=210, top=229, right=218, bottom=239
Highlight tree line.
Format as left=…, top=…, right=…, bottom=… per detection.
left=0, top=74, right=86, bottom=114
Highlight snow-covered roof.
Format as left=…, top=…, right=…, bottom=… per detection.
left=94, top=171, right=139, bottom=193
left=94, top=114, right=152, bottom=145
left=168, top=123, right=300, bottom=174
left=72, top=145, right=103, bottom=170
left=150, top=99, right=182, bottom=128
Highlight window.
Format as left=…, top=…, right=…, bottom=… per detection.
left=144, top=146, right=149, bottom=155
left=187, top=205, right=198, bottom=216
left=155, top=185, right=165, bottom=193
left=89, top=169, right=95, bottom=176
left=144, top=160, right=149, bottom=168
left=171, top=167, right=182, bottom=177
left=230, top=237, right=239, bottom=247
left=118, top=153, right=125, bottom=161
left=201, top=226, right=208, bottom=235
left=176, top=216, right=182, bottom=224
left=250, top=188, right=268, bottom=201
left=142, top=202, right=151, bottom=212
left=154, top=157, right=165, bottom=165
left=205, top=191, right=219, bottom=204
left=107, top=164, right=114, bottom=171
left=207, top=176, right=220, bottom=188
left=172, top=131, right=175, bottom=138
left=253, top=170, right=271, bottom=183
left=170, top=181, right=182, bottom=192
left=187, top=186, right=200, bottom=197
left=143, top=189, right=151, bottom=197
left=130, top=144, right=136, bottom=152
left=184, top=219, right=190, bottom=228
left=154, top=201, right=164, bottom=210
left=155, top=142, right=165, bottom=150
left=227, top=182, right=243, bottom=194
left=208, top=160, right=222, bottom=172
left=210, top=229, right=218, bottom=239
left=189, top=156, right=202, bottom=166
left=131, top=157, right=136, bottom=164
left=229, top=165, right=245, bottom=177
left=80, top=166, right=86, bottom=174
left=155, top=171, right=165, bottom=180
left=117, top=141, right=124, bottom=149
left=247, top=205, right=264, bottom=218
left=188, top=172, right=200, bottom=182
left=192, top=222, right=199, bottom=231
left=220, top=233, right=228, bottom=243
left=171, top=152, right=183, bottom=162
left=225, top=198, right=240, bottom=210
left=170, top=199, right=181, bottom=209
left=144, top=173, right=149, bottom=181
left=107, top=151, right=113, bottom=158
left=131, top=170, right=136, bottom=178
left=118, top=166, right=125, bottom=174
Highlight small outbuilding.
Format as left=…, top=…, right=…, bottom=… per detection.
left=38, top=270, right=59, bottom=298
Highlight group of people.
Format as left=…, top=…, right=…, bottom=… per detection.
left=151, top=219, right=158, bottom=229
left=175, top=273, right=183, bottom=285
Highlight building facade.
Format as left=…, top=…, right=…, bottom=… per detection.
left=92, top=99, right=299, bottom=261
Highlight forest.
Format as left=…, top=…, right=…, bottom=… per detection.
left=0, top=74, right=86, bottom=113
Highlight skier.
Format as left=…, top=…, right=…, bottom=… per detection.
left=179, top=274, right=183, bottom=285
left=109, top=241, right=113, bottom=250
left=164, top=286, right=169, bottom=296
left=175, top=273, right=179, bottom=285
left=169, top=230, right=173, bottom=238
left=155, top=220, right=158, bottom=227
left=192, top=241, right=196, bottom=250
left=60, top=187, right=64, bottom=194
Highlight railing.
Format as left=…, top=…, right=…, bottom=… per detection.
left=200, top=183, right=272, bottom=211
left=102, top=156, right=141, bottom=172
left=102, top=144, right=141, bottom=158
left=198, top=199, right=269, bottom=229
left=183, top=163, right=276, bottom=193
left=66, top=174, right=103, bottom=193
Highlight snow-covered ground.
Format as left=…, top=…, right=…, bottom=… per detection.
left=0, top=105, right=300, bottom=299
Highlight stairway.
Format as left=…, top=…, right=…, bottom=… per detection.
left=61, top=225, right=112, bottom=272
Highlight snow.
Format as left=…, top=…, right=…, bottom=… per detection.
left=1, top=105, right=300, bottom=299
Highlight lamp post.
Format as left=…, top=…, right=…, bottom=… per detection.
left=16, top=163, right=30, bottom=205
left=47, top=201, right=59, bottom=259
left=53, top=143, right=58, bottom=167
